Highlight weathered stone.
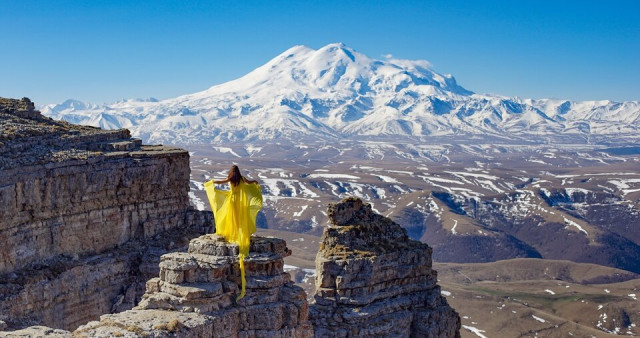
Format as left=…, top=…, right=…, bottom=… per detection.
left=0, top=98, right=213, bottom=331
left=74, top=309, right=215, bottom=338
left=75, top=235, right=314, bottom=337
left=0, top=326, right=72, bottom=337
left=309, top=197, right=461, bottom=337
left=147, top=235, right=311, bottom=336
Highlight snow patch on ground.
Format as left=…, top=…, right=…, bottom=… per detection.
left=191, top=180, right=205, bottom=191
left=283, top=264, right=316, bottom=283
left=375, top=174, right=400, bottom=183
left=532, top=315, right=546, bottom=323
left=609, top=178, right=640, bottom=196
left=420, top=176, right=464, bottom=185
left=445, top=171, right=498, bottom=180
left=245, top=145, right=262, bottom=156
left=188, top=191, right=205, bottom=211
left=260, top=178, right=318, bottom=199
left=308, top=173, right=360, bottom=180
left=212, top=146, right=241, bottom=157
left=293, top=205, right=308, bottom=217
left=462, top=325, right=488, bottom=338
left=565, top=187, right=590, bottom=195
left=563, top=217, right=588, bottom=235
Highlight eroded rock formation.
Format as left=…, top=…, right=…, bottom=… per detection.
left=2, top=235, right=313, bottom=337
left=74, top=234, right=313, bottom=337
left=310, top=197, right=461, bottom=337
left=0, top=97, right=212, bottom=330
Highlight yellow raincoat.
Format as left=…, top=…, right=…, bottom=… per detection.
left=204, top=179, right=263, bottom=300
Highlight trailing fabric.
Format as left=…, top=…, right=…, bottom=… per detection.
left=204, top=180, right=263, bottom=300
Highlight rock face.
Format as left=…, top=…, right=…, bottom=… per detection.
left=0, top=97, right=213, bottom=330
left=0, top=97, right=191, bottom=273
left=310, top=197, right=461, bottom=337
left=70, top=234, right=313, bottom=337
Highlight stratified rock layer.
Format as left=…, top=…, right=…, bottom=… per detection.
left=72, top=234, right=313, bottom=337
left=0, top=97, right=191, bottom=273
left=0, top=97, right=212, bottom=330
left=310, top=197, right=460, bottom=337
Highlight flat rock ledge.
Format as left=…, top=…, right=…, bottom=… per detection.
left=309, top=197, right=461, bottom=338
left=1, top=235, right=312, bottom=338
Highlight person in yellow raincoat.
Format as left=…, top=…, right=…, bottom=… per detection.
left=204, top=165, right=262, bottom=300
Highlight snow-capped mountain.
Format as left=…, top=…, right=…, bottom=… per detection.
left=41, top=43, right=640, bottom=145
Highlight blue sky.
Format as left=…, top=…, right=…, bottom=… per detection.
left=1, top=0, right=638, bottom=104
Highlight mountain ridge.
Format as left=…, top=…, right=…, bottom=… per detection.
left=41, top=43, right=640, bottom=145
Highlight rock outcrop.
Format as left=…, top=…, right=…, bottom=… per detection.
left=1, top=235, right=313, bottom=337
left=0, top=97, right=212, bottom=330
left=0, top=97, right=192, bottom=273
left=128, top=234, right=312, bottom=337
left=310, top=197, right=460, bottom=337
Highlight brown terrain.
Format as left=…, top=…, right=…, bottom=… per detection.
left=184, top=137, right=640, bottom=337
left=267, top=228, right=639, bottom=337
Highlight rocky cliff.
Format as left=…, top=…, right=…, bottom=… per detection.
left=1, top=199, right=460, bottom=338
left=0, top=98, right=460, bottom=337
left=76, top=234, right=313, bottom=337
left=310, top=197, right=461, bottom=337
left=1, top=235, right=313, bottom=338
left=0, top=97, right=192, bottom=272
left=0, top=97, right=212, bottom=330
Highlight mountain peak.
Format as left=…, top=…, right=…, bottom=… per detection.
left=41, top=44, right=640, bottom=144
left=275, top=44, right=314, bottom=58
left=220, top=42, right=471, bottom=99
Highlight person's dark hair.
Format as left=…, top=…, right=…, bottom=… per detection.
left=227, top=165, right=243, bottom=186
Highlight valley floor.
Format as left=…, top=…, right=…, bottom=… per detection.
left=190, top=140, right=640, bottom=337
left=258, top=228, right=640, bottom=337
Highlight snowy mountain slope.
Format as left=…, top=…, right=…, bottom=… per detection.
left=41, top=43, right=640, bottom=144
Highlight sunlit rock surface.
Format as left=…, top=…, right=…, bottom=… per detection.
left=309, top=197, right=461, bottom=337
left=0, top=97, right=212, bottom=330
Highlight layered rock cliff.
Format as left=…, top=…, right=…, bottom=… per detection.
left=1, top=235, right=313, bottom=338
left=310, top=197, right=461, bottom=337
left=0, top=97, right=192, bottom=272
left=75, top=234, right=313, bottom=337
left=0, top=97, right=212, bottom=330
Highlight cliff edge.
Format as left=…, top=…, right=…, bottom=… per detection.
left=1, top=235, right=313, bottom=338
left=0, top=97, right=212, bottom=330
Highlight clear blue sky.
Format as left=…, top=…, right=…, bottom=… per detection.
left=1, top=0, right=638, bottom=104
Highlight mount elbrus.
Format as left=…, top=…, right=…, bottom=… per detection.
left=42, top=43, right=639, bottom=145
